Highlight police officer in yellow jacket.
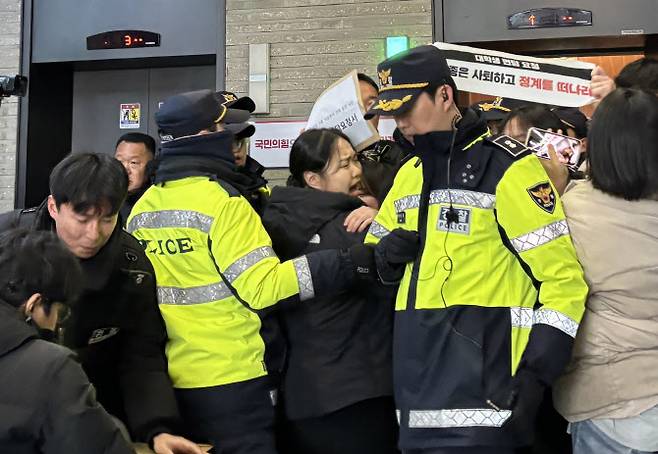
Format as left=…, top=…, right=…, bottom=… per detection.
left=127, top=90, right=374, bottom=454
left=363, top=45, right=588, bottom=453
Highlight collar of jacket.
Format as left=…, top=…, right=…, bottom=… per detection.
left=33, top=199, right=123, bottom=292
left=155, top=131, right=269, bottom=201
left=240, top=156, right=266, bottom=178
left=412, top=108, right=489, bottom=158
left=158, top=129, right=235, bottom=163
left=0, top=299, right=38, bottom=358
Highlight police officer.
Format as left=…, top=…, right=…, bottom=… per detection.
left=215, top=90, right=271, bottom=215
left=0, top=153, right=202, bottom=454
left=127, top=89, right=374, bottom=454
left=363, top=45, right=589, bottom=454
left=470, top=97, right=528, bottom=135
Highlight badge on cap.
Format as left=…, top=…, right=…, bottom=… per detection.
left=220, top=93, right=238, bottom=106
left=478, top=97, right=512, bottom=113
left=527, top=182, right=556, bottom=214
left=378, top=69, right=392, bottom=88
left=373, top=94, right=413, bottom=112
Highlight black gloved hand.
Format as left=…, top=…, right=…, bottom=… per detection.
left=347, top=243, right=376, bottom=281
left=375, top=229, right=420, bottom=264
left=503, top=369, right=545, bottom=446
left=374, top=229, right=420, bottom=284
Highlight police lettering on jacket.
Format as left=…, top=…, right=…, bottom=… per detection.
left=138, top=237, right=194, bottom=255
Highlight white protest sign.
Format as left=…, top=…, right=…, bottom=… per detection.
left=249, top=120, right=306, bottom=168
left=378, top=118, right=397, bottom=142
left=434, top=42, right=595, bottom=107
left=306, top=70, right=379, bottom=152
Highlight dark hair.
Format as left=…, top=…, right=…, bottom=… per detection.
left=287, top=129, right=353, bottom=187
left=115, top=132, right=156, bottom=156
left=423, top=80, right=460, bottom=106
left=501, top=104, right=564, bottom=136
left=49, top=153, right=128, bottom=215
left=0, top=229, right=82, bottom=312
left=357, top=73, right=379, bottom=93
left=359, top=143, right=406, bottom=203
left=587, top=88, right=658, bottom=201
left=615, top=58, right=658, bottom=93
left=550, top=106, right=589, bottom=139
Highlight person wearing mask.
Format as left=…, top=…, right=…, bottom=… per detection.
left=127, top=90, right=377, bottom=454
left=553, top=88, right=658, bottom=454
left=0, top=229, right=133, bottom=454
left=114, top=132, right=156, bottom=223
left=261, top=128, right=399, bottom=454
left=363, top=44, right=588, bottom=454
left=0, top=153, right=202, bottom=454
left=214, top=91, right=272, bottom=215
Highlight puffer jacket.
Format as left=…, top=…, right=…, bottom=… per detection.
left=554, top=180, right=658, bottom=421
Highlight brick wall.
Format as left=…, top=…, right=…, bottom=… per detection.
left=224, top=0, right=434, bottom=185
left=0, top=0, right=20, bottom=211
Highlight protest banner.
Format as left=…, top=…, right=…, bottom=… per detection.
left=434, top=42, right=596, bottom=107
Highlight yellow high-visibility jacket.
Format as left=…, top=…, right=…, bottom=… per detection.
left=128, top=176, right=315, bottom=389
left=365, top=115, right=588, bottom=450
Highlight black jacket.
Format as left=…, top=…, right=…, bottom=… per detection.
left=0, top=202, right=181, bottom=443
left=262, top=186, right=395, bottom=420
left=120, top=183, right=150, bottom=227
left=0, top=301, right=133, bottom=454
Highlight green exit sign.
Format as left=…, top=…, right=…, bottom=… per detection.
left=386, top=36, right=409, bottom=58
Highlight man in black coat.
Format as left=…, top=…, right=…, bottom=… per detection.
left=0, top=229, right=133, bottom=454
left=0, top=153, right=202, bottom=454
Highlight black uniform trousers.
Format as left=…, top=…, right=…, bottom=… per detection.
left=175, top=376, right=276, bottom=454
left=280, top=396, right=400, bottom=454
left=404, top=448, right=515, bottom=454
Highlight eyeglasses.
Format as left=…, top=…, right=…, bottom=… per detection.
left=54, top=302, right=72, bottom=325
left=41, top=298, right=72, bottom=325
left=232, top=138, right=247, bottom=151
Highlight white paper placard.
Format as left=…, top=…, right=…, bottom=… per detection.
left=306, top=70, right=379, bottom=151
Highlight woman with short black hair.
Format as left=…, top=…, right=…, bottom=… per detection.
left=262, top=128, right=398, bottom=454
left=554, top=88, right=658, bottom=454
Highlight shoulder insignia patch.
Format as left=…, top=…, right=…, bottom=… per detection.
left=490, top=135, right=528, bottom=158
left=527, top=181, right=556, bottom=214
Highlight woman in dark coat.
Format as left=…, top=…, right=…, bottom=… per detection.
left=0, top=229, right=133, bottom=454
left=262, top=129, right=399, bottom=454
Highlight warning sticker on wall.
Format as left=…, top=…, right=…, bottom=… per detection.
left=120, top=103, right=141, bottom=129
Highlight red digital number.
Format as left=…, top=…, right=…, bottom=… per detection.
left=124, top=35, right=132, bottom=47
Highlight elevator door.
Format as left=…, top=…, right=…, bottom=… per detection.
left=72, top=65, right=215, bottom=155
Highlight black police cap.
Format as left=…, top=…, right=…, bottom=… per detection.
left=365, top=45, right=457, bottom=119
left=156, top=89, right=226, bottom=141
left=471, top=97, right=530, bottom=122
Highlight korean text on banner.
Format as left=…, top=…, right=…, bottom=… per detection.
left=306, top=70, right=379, bottom=152
left=249, top=121, right=306, bottom=168
left=433, top=42, right=595, bottom=107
